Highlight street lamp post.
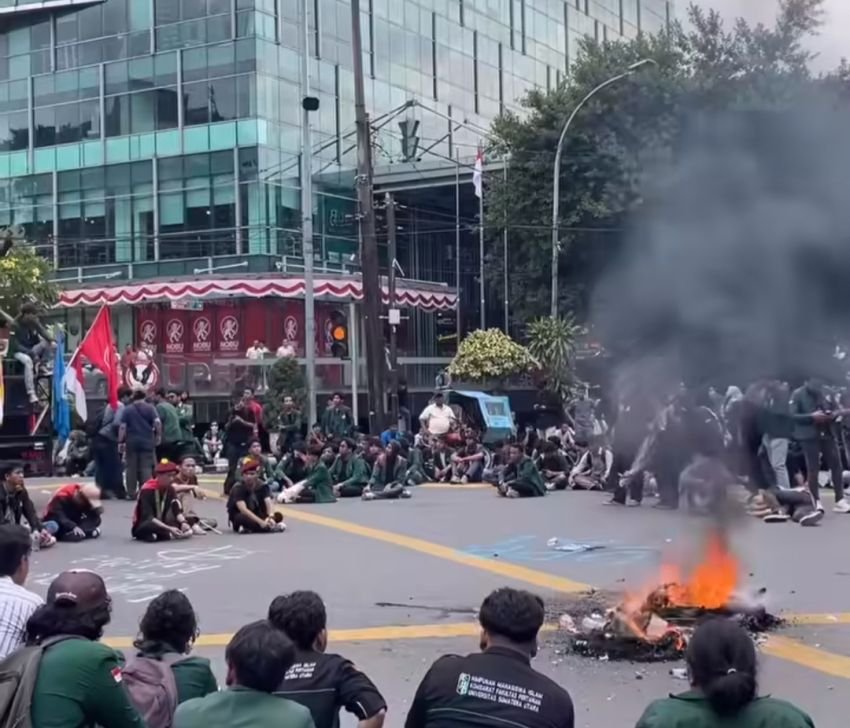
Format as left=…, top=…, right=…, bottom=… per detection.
left=550, top=59, right=657, bottom=318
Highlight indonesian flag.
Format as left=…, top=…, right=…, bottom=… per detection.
left=66, top=307, right=119, bottom=421
left=473, top=146, right=484, bottom=199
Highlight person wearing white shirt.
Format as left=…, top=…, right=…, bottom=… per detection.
left=246, top=341, right=269, bottom=360
left=0, top=524, right=43, bottom=659
left=419, top=392, right=456, bottom=437
left=276, top=340, right=296, bottom=358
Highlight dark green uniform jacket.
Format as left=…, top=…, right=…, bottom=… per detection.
left=504, top=456, right=547, bottom=496
left=305, top=462, right=336, bottom=503
left=321, top=406, right=354, bottom=439
left=636, top=691, right=815, bottom=728
left=405, top=447, right=428, bottom=484
left=174, top=686, right=316, bottom=728
left=31, top=639, right=145, bottom=728
left=329, top=455, right=370, bottom=486
left=369, top=456, right=408, bottom=491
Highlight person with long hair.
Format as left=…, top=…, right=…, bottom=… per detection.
left=363, top=440, right=409, bottom=500
left=636, top=619, right=814, bottom=727
left=132, top=590, right=217, bottom=704
left=27, top=570, right=144, bottom=728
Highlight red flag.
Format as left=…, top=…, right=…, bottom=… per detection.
left=77, top=307, right=119, bottom=408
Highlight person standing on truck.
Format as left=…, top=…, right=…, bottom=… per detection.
left=10, top=303, right=54, bottom=406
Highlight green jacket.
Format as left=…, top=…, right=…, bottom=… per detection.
left=789, top=385, right=832, bottom=441
left=321, top=406, right=354, bottom=439
left=156, top=400, right=183, bottom=444
left=329, top=454, right=370, bottom=486
left=305, top=462, right=336, bottom=503
left=31, top=638, right=145, bottom=728
left=636, top=691, right=814, bottom=728
left=405, top=447, right=428, bottom=484
left=177, top=404, right=195, bottom=443
left=278, top=409, right=302, bottom=436
left=134, top=648, right=218, bottom=704
left=505, top=456, right=547, bottom=496
left=369, top=455, right=408, bottom=491
left=174, top=686, right=315, bottom=728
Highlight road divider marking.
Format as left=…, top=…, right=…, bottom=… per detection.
left=762, top=635, right=850, bottom=679
left=785, top=613, right=850, bottom=626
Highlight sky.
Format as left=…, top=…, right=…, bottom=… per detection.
left=687, top=0, right=849, bottom=72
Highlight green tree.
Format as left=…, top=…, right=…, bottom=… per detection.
left=448, top=328, right=537, bottom=383
left=262, top=357, right=307, bottom=431
left=485, top=0, right=831, bottom=323
left=0, top=242, right=58, bottom=322
left=526, top=316, right=584, bottom=404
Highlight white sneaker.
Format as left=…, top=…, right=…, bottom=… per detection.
left=191, top=523, right=206, bottom=535
left=275, top=492, right=292, bottom=504
left=275, top=521, right=287, bottom=532
left=401, top=488, right=412, bottom=499
left=816, top=500, right=825, bottom=513
left=833, top=498, right=850, bottom=514
left=506, top=488, right=520, bottom=499
left=545, top=482, right=556, bottom=492
left=362, top=491, right=375, bottom=501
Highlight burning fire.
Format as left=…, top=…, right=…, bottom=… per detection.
left=613, top=531, right=739, bottom=645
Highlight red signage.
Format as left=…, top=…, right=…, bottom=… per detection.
left=191, top=312, right=213, bottom=353
left=216, top=306, right=241, bottom=354
left=163, top=311, right=187, bottom=354
left=136, top=307, right=160, bottom=351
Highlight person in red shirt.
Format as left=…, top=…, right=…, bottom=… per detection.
left=42, top=483, right=103, bottom=542
left=132, top=460, right=193, bottom=542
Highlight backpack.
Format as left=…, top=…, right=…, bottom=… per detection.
left=0, top=635, right=81, bottom=728
left=122, top=653, right=187, bottom=728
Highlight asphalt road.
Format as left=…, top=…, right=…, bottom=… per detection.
left=24, top=478, right=850, bottom=728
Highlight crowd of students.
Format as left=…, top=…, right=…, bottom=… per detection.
left=0, top=522, right=814, bottom=728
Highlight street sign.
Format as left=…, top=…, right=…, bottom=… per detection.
left=171, top=299, right=204, bottom=311
left=388, top=308, right=401, bottom=326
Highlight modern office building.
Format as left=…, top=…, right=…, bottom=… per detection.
left=0, top=0, right=672, bottom=415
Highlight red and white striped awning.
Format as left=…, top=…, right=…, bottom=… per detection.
left=57, top=276, right=458, bottom=312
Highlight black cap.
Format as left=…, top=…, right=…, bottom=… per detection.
left=47, top=570, right=109, bottom=610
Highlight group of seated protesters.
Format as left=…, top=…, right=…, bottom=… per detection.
left=0, top=519, right=815, bottom=728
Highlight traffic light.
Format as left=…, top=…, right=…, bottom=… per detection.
left=329, top=309, right=349, bottom=358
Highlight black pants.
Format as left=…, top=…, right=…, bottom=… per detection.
left=372, top=483, right=404, bottom=499
left=93, top=436, right=126, bottom=499
left=133, top=520, right=175, bottom=542
left=509, top=479, right=545, bottom=498
left=224, top=441, right=250, bottom=495
left=612, top=471, right=645, bottom=504
left=230, top=513, right=274, bottom=533
left=337, top=483, right=365, bottom=497
left=656, top=464, right=680, bottom=509
left=802, top=436, right=844, bottom=502
left=54, top=513, right=102, bottom=542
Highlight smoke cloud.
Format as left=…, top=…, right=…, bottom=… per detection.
left=590, top=91, right=850, bottom=401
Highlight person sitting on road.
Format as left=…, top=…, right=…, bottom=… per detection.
left=174, top=455, right=218, bottom=534
left=568, top=436, right=612, bottom=491
left=270, top=590, right=387, bottom=728
left=128, top=589, right=218, bottom=715
left=227, top=459, right=286, bottom=533
left=246, top=439, right=277, bottom=487
left=635, top=618, right=814, bottom=728
left=174, top=620, right=313, bottom=728
left=0, top=464, right=56, bottom=548
left=537, top=441, right=570, bottom=491
left=27, top=570, right=145, bottom=728
left=406, top=587, right=574, bottom=728
left=483, top=440, right=509, bottom=485
left=402, top=437, right=428, bottom=487
left=65, top=430, right=91, bottom=476
left=451, top=434, right=486, bottom=484
left=363, top=441, right=410, bottom=501
left=275, top=443, right=309, bottom=492
left=430, top=438, right=454, bottom=483
left=42, top=483, right=103, bottom=542
left=321, top=393, right=355, bottom=441
left=748, top=486, right=824, bottom=527
left=498, top=443, right=547, bottom=498
left=329, top=437, right=370, bottom=498
left=132, top=460, right=193, bottom=542
left=277, top=446, right=336, bottom=504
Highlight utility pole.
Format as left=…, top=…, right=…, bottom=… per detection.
left=350, top=0, right=386, bottom=431
left=386, top=192, right=399, bottom=427
left=300, top=0, right=318, bottom=427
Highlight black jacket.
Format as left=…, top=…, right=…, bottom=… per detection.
left=406, top=646, right=574, bottom=728
left=0, top=485, right=42, bottom=531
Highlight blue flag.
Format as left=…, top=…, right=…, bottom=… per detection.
left=53, top=332, right=70, bottom=441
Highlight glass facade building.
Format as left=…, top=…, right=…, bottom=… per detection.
left=1, top=0, right=672, bottom=276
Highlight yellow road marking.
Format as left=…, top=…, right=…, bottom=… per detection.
left=762, top=635, right=850, bottom=679
left=104, top=621, right=486, bottom=649
left=786, top=613, right=850, bottom=626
